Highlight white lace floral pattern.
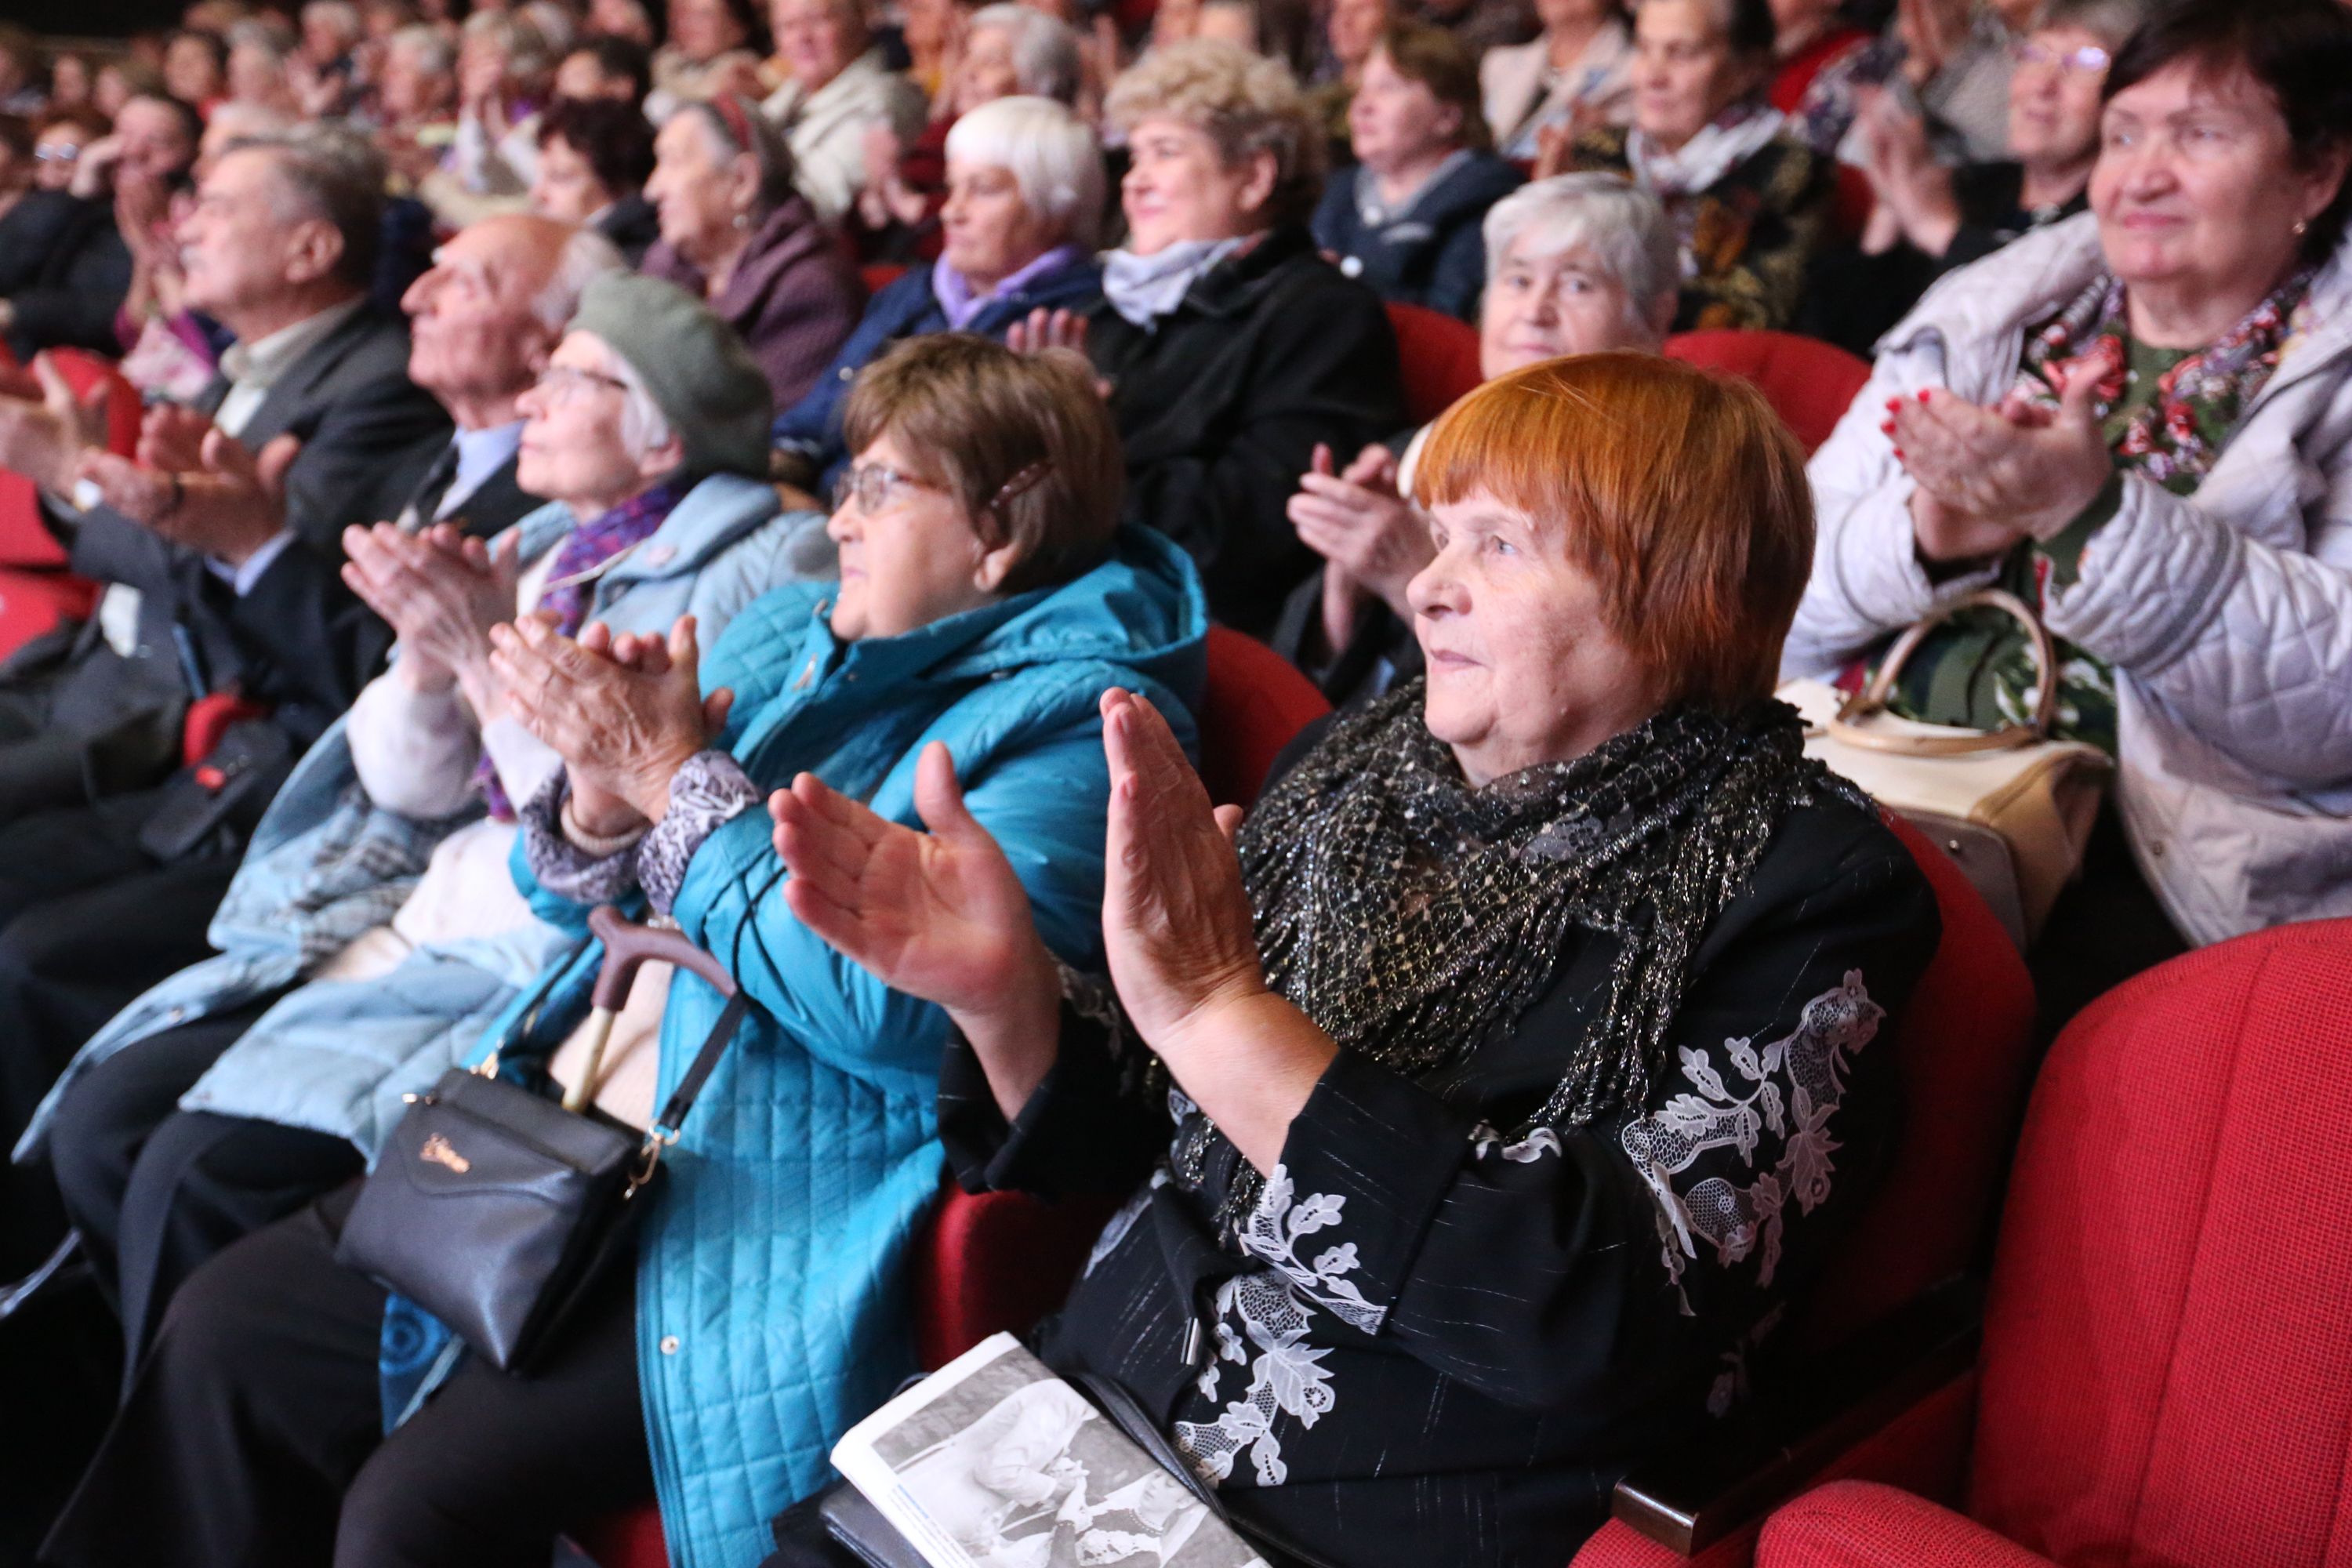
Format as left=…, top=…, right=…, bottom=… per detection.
left=1170, top=1165, right=1379, bottom=1489
left=1617, top=971, right=1885, bottom=1308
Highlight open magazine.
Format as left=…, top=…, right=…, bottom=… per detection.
left=830, top=1332, right=1270, bottom=1568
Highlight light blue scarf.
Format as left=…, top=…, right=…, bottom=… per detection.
left=1099, top=236, right=1247, bottom=328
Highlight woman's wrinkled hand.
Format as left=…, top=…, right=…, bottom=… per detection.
left=772, top=741, right=1054, bottom=1019
left=1098, top=687, right=1265, bottom=1058
left=488, top=612, right=733, bottom=824
left=1287, top=441, right=1432, bottom=626
left=343, top=521, right=518, bottom=695
left=1886, top=373, right=2114, bottom=558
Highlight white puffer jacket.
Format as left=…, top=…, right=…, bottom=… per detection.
left=1788, top=211, right=2352, bottom=947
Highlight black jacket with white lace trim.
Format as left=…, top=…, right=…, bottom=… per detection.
left=938, top=725, right=1941, bottom=1568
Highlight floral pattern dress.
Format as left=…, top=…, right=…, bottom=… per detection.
left=937, top=737, right=1940, bottom=1568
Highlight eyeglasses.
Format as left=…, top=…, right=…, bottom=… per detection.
left=2013, top=39, right=2111, bottom=76
left=34, top=144, right=81, bottom=165
left=832, top=462, right=944, bottom=516
left=532, top=363, right=632, bottom=404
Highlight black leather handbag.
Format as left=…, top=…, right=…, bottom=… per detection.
left=336, top=906, right=750, bottom=1372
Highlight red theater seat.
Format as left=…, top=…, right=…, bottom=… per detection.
left=1663, top=332, right=1871, bottom=456
left=1751, top=920, right=2352, bottom=1568
left=1572, top=816, right=2035, bottom=1568
left=860, top=261, right=909, bottom=296
left=1385, top=300, right=1483, bottom=426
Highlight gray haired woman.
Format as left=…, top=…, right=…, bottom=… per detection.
left=1274, top=172, right=1679, bottom=708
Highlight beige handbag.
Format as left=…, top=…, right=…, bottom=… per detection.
left=1780, top=590, right=2113, bottom=950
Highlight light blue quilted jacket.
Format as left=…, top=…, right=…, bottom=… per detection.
left=474, top=525, right=1206, bottom=1568
left=15, top=473, right=833, bottom=1163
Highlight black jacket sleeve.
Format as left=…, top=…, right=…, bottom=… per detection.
left=274, top=379, right=452, bottom=550
left=5, top=201, right=132, bottom=357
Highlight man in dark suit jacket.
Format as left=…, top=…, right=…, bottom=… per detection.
left=0, top=195, right=622, bottom=1263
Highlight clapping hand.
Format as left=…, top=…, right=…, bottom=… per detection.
left=73, top=426, right=299, bottom=564
left=1287, top=441, right=1432, bottom=645
left=1885, top=368, right=2114, bottom=564
left=343, top=521, right=519, bottom=699
left=488, top=613, right=733, bottom=831
left=0, top=354, right=111, bottom=493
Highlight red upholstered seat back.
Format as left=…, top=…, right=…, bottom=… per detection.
left=1385, top=301, right=1483, bottom=427
left=0, top=349, right=140, bottom=572
left=1967, top=920, right=2352, bottom=1567
left=1787, top=813, right=2038, bottom=1355
left=860, top=261, right=909, bottom=296
left=1196, top=625, right=1331, bottom=808
left=1662, top=332, right=1871, bottom=456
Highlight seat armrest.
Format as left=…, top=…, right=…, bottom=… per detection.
left=1611, top=1280, right=1983, bottom=1555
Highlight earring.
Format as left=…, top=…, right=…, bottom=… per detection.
left=734, top=209, right=753, bottom=230
left=2295, top=218, right=2310, bottom=238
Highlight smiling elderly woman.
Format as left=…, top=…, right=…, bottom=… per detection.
left=1067, top=38, right=1407, bottom=638
left=775, top=96, right=1104, bottom=495
left=44, top=333, right=1208, bottom=1568
left=762, top=353, right=1941, bottom=1568
left=1792, top=0, right=2352, bottom=1022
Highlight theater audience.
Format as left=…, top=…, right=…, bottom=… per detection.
left=641, top=94, right=862, bottom=408
left=227, top=20, right=302, bottom=117
left=1791, top=0, right=2352, bottom=1025
left=1072, top=39, right=1405, bottom=637
left=1554, top=0, right=1833, bottom=330
left=779, top=96, right=1104, bottom=493
left=0, top=125, right=448, bottom=1155
left=0, top=27, right=45, bottom=119
left=29, top=107, right=105, bottom=196
left=1481, top=0, right=1632, bottom=159
left=45, top=332, right=1209, bottom=1568
left=47, top=52, right=93, bottom=116
left=2, top=93, right=198, bottom=360
left=1282, top=172, right=1675, bottom=706
left=29, top=264, right=840, bottom=1381
left=1306, top=0, right=1392, bottom=150
left=760, top=0, right=929, bottom=225
left=1315, top=24, right=1524, bottom=319
left=851, top=2, right=1083, bottom=262
left=1765, top=0, right=1865, bottom=114
left=532, top=96, right=662, bottom=263
left=763, top=350, right=1940, bottom=1568
left=1788, top=0, right=2033, bottom=165
left=1800, top=0, right=2142, bottom=357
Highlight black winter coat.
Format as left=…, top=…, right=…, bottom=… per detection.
left=1310, top=152, right=1526, bottom=321
left=1085, top=227, right=1407, bottom=639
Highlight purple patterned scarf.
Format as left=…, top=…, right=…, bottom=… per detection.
left=473, top=480, right=687, bottom=821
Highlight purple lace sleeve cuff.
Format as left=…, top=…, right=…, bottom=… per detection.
left=636, top=750, right=763, bottom=916
left=520, top=769, right=646, bottom=907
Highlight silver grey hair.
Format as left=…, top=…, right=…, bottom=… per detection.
left=1483, top=172, right=1680, bottom=335
left=236, top=122, right=389, bottom=289
left=942, top=95, right=1105, bottom=247
left=2035, top=0, right=2153, bottom=49
left=573, top=333, right=677, bottom=464
left=531, top=227, right=628, bottom=334
left=967, top=4, right=1085, bottom=103
left=228, top=18, right=294, bottom=60
left=386, top=22, right=454, bottom=76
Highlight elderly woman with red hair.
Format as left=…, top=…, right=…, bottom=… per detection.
left=761, top=353, right=1943, bottom=1568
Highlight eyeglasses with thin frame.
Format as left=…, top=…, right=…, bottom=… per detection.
left=2012, top=39, right=2111, bottom=75
left=832, top=462, right=946, bottom=517
left=532, top=363, right=633, bottom=404
left=34, top=143, right=82, bottom=164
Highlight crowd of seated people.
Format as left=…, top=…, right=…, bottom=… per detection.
left=0, top=0, right=2343, bottom=1563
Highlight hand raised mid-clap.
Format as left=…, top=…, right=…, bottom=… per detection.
left=487, top=612, right=733, bottom=827
left=342, top=521, right=518, bottom=694
left=1885, top=371, right=2113, bottom=561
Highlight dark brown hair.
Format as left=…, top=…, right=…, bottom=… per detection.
left=539, top=96, right=656, bottom=194
left=841, top=334, right=1125, bottom=597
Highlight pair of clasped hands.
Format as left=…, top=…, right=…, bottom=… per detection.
left=1884, top=353, right=2118, bottom=567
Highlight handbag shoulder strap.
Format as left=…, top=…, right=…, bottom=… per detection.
left=583, top=906, right=755, bottom=1148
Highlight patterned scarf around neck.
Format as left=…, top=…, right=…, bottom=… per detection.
left=1627, top=98, right=1786, bottom=200
left=472, top=478, right=687, bottom=822
left=1233, top=683, right=1851, bottom=1142
left=2011, top=265, right=2314, bottom=492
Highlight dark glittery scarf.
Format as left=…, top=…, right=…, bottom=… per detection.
left=1234, top=681, right=1853, bottom=1138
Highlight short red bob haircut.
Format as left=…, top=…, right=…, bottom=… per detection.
left=1412, top=351, right=1814, bottom=715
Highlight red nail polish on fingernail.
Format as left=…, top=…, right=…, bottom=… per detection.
left=1892, top=447, right=1904, bottom=459
left=1917, top=390, right=1932, bottom=403
left=1880, top=420, right=1896, bottom=435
